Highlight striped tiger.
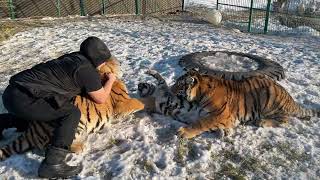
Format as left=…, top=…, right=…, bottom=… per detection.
left=0, top=57, right=144, bottom=160
left=138, top=70, right=199, bottom=123
left=171, top=70, right=320, bottom=139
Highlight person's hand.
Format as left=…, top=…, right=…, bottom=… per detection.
left=104, top=73, right=116, bottom=84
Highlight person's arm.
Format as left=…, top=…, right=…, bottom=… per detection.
left=88, top=73, right=116, bottom=104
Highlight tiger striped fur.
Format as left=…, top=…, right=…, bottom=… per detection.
left=138, top=70, right=198, bottom=122
left=171, top=70, right=320, bottom=139
left=0, top=57, right=144, bottom=160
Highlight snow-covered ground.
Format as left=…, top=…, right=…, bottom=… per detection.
left=185, top=0, right=267, bottom=9
left=185, top=0, right=320, bottom=10
left=0, top=17, right=319, bottom=179
left=185, top=0, right=320, bottom=36
left=223, top=17, right=320, bottom=36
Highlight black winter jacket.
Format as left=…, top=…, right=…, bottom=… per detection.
left=9, top=37, right=111, bottom=108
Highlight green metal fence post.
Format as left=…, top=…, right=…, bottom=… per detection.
left=247, top=0, right=254, bottom=32
left=135, top=0, right=140, bottom=15
left=154, top=1, right=161, bottom=13
left=101, top=0, right=106, bottom=15
left=56, top=0, right=61, bottom=17
left=182, top=0, right=184, bottom=11
left=216, top=0, right=219, bottom=10
left=7, top=0, right=15, bottom=19
left=80, top=0, right=86, bottom=16
left=264, top=0, right=272, bottom=34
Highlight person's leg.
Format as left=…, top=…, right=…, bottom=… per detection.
left=0, top=113, right=29, bottom=139
left=2, top=85, right=82, bottom=178
left=1, top=85, right=32, bottom=139
left=0, top=113, right=29, bottom=140
left=35, top=104, right=82, bottom=178
left=50, top=105, right=81, bottom=149
left=3, top=84, right=82, bottom=146
left=0, top=113, right=29, bottom=131
left=3, top=90, right=70, bottom=122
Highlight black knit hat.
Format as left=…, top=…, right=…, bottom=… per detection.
left=80, top=36, right=111, bottom=67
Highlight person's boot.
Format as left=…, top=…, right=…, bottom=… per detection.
left=38, top=146, right=83, bottom=178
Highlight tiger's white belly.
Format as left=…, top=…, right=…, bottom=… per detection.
left=173, top=104, right=210, bottom=124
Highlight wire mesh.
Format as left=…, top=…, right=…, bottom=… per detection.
left=144, top=0, right=182, bottom=15
left=0, top=0, right=182, bottom=19
left=0, top=1, right=6, bottom=17
left=217, top=0, right=269, bottom=34
left=184, top=0, right=320, bottom=36
left=0, top=1, right=12, bottom=18
left=94, top=0, right=135, bottom=15
left=218, top=0, right=320, bottom=35
left=269, top=0, right=320, bottom=35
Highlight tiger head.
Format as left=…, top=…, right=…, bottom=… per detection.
left=171, top=70, right=201, bottom=102
left=138, top=82, right=156, bottom=97
left=98, top=56, right=123, bottom=82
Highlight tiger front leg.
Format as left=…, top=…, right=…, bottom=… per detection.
left=138, top=97, right=156, bottom=113
left=145, top=69, right=166, bottom=85
left=70, top=141, right=85, bottom=154
left=70, top=132, right=87, bottom=154
left=178, top=113, right=234, bottom=139
left=114, top=98, right=145, bottom=118
left=216, top=128, right=234, bottom=138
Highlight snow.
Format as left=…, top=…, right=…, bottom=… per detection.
left=185, top=0, right=320, bottom=37
left=185, top=0, right=267, bottom=9
left=0, top=16, right=319, bottom=179
left=201, top=52, right=259, bottom=72
left=185, top=0, right=320, bottom=10
left=223, top=17, right=320, bottom=36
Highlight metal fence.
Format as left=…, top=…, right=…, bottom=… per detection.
left=0, top=0, right=182, bottom=19
left=1, top=0, right=318, bottom=36
left=216, top=0, right=320, bottom=33
left=184, top=0, right=320, bottom=36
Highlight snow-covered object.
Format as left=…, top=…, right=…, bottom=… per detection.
left=203, top=10, right=222, bottom=26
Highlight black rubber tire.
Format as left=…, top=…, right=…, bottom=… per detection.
left=179, top=51, right=285, bottom=81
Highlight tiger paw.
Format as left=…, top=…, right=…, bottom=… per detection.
left=178, top=127, right=199, bottom=139
left=70, top=142, right=85, bottom=154
left=258, top=119, right=282, bottom=128
left=216, top=128, right=234, bottom=138
left=300, top=116, right=311, bottom=121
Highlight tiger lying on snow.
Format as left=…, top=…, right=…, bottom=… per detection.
left=0, top=57, right=144, bottom=160
left=138, top=70, right=210, bottom=124
left=139, top=69, right=319, bottom=139
left=139, top=70, right=194, bottom=120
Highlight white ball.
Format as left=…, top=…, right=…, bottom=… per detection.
left=203, top=10, right=222, bottom=26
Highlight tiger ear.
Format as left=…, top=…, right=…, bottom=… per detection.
left=186, top=76, right=198, bottom=86
left=186, top=76, right=194, bottom=85
left=191, top=67, right=200, bottom=72
left=188, top=68, right=200, bottom=77
left=183, top=67, right=199, bottom=71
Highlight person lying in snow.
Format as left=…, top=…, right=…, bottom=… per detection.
left=1, top=36, right=116, bottom=178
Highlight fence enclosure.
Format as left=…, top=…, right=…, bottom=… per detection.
left=0, top=0, right=182, bottom=18
left=1, top=0, right=319, bottom=36
left=215, top=0, right=320, bottom=35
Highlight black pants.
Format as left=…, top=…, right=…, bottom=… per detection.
left=2, top=84, right=81, bottom=148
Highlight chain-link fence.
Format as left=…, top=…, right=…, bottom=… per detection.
left=0, top=0, right=182, bottom=19
left=143, top=0, right=182, bottom=15
left=2, top=0, right=318, bottom=37
left=184, top=0, right=320, bottom=36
